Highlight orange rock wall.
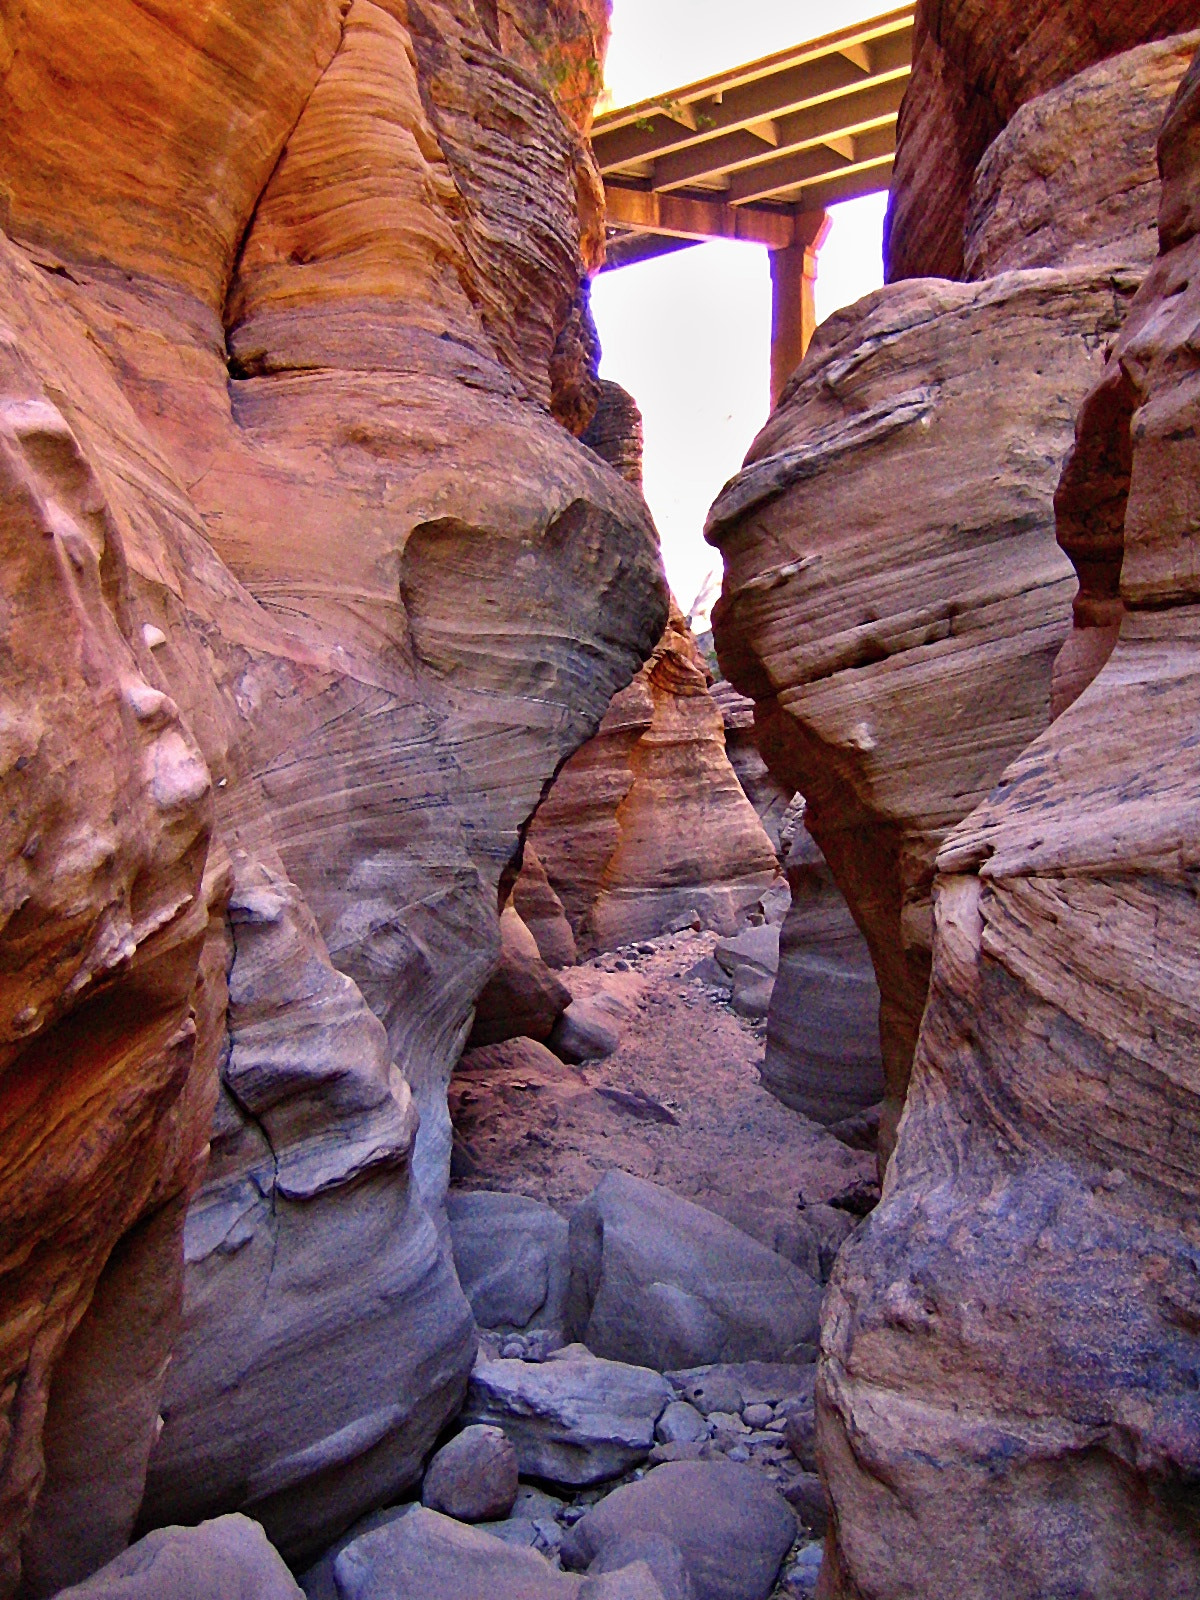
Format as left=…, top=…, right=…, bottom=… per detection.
left=887, top=0, right=1200, bottom=280
left=530, top=604, right=780, bottom=955
left=819, top=52, right=1200, bottom=1597
left=0, top=0, right=667, bottom=1589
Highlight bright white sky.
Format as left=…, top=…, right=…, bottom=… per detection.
left=592, top=0, right=891, bottom=621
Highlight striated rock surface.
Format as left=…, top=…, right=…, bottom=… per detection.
left=0, top=0, right=665, bottom=1589
left=55, top=1516, right=304, bottom=1600
left=513, top=846, right=579, bottom=969
left=530, top=604, right=779, bottom=953
left=708, top=266, right=1134, bottom=1153
left=708, top=682, right=793, bottom=858
left=888, top=1, right=1200, bottom=280
left=582, top=379, right=646, bottom=488
left=817, top=53, right=1200, bottom=1600
left=762, top=822, right=882, bottom=1128
left=965, top=32, right=1200, bottom=280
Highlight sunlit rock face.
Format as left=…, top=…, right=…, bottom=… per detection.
left=707, top=267, right=1134, bottom=1155
left=964, top=31, right=1200, bottom=279
left=817, top=53, right=1200, bottom=1600
left=887, top=0, right=1200, bottom=280
left=0, top=0, right=666, bottom=1589
left=530, top=601, right=781, bottom=955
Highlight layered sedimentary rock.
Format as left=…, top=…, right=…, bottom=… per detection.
left=818, top=55, right=1200, bottom=1600
left=762, top=822, right=882, bottom=1128
left=582, top=378, right=646, bottom=488
left=530, top=604, right=779, bottom=953
left=888, top=0, right=1200, bottom=279
left=0, top=0, right=665, bottom=1590
left=708, top=267, right=1134, bottom=1152
left=708, top=682, right=793, bottom=857
left=965, top=32, right=1200, bottom=279
left=512, top=846, right=578, bottom=969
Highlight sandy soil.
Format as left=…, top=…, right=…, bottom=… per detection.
left=449, top=928, right=874, bottom=1246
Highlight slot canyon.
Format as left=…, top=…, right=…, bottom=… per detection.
left=0, top=2, right=1198, bottom=1598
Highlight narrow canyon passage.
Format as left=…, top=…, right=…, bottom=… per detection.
left=2, top=3, right=1200, bottom=1600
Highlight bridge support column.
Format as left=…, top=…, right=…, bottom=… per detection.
left=769, top=209, right=831, bottom=407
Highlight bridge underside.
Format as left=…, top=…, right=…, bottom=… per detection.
left=591, top=6, right=913, bottom=401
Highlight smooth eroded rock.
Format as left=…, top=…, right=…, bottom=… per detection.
left=447, top=1189, right=570, bottom=1335
left=462, top=1344, right=672, bottom=1487
left=708, top=265, right=1134, bottom=1154
left=818, top=54, right=1200, bottom=1600
left=334, top=1507, right=574, bottom=1600
left=887, top=0, right=1200, bottom=279
left=761, top=819, right=883, bottom=1126
left=965, top=31, right=1200, bottom=277
left=561, top=1462, right=795, bottom=1600
left=54, top=1516, right=303, bottom=1600
left=566, top=1172, right=820, bottom=1369
left=422, top=1425, right=518, bottom=1523
left=468, top=906, right=572, bottom=1049
left=530, top=604, right=779, bottom=954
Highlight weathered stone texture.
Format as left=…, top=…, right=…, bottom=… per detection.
left=817, top=51, right=1200, bottom=1600
left=530, top=604, right=779, bottom=954
left=761, top=821, right=882, bottom=1128
left=708, top=267, right=1134, bottom=1154
left=888, top=1, right=1200, bottom=280
left=708, top=682, right=793, bottom=858
left=966, top=33, right=1200, bottom=279
left=0, top=0, right=666, bottom=1590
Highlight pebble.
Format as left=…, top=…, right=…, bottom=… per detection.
left=655, top=1400, right=709, bottom=1446
left=727, top=1444, right=750, bottom=1463
left=742, top=1403, right=773, bottom=1430
left=707, top=1411, right=747, bottom=1435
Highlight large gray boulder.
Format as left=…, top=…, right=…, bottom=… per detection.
left=422, top=1425, right=518, bottom=1523
left=334, top=1507, right=572, bottom=1600
left=331, top=1506, right=676, bottom=1600
left=566, top=1173, right=820, bottom=1370
left=447, top=1190, right=570, bottom=1335
left=462, top=1344, right=671, bottom=1487
left=713, top=925, right=779, bottom=1019
left=561, top=1461, right=795, bottom=1600
left=56, top=1516, right=303, bottom=1600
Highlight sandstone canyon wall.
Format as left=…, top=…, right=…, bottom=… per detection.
left=886, top=0, right=1200, bottom=280
left=707, top=268, right=1136, bottom=1152
left=0, top=1, right=667, bottom=1593
left=817, top=50, right=1200, bottom=1600
left=708, top=19, right=1200, bottom=1158
left=527, top=382, right=781, bottom=956
left=529, top=599, right=781, bottom=954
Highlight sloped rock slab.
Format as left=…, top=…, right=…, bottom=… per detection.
left=562, top=1461, right=795, bottom=1600
left=462, top=1344, right=671, bottom=1487
left=334, top=1507, right=573, bottom=1600
left=447, top=1189, right=570, bottom=1335
left=567, top=1172, right=820, bottom=1370
left=58, top=1516, right=303, bottom=1600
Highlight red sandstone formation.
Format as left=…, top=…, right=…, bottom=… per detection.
left=964, top=32, right=1200, bottom=279
left=818, top=51, right=1200, bottom=1598
left=0, top=0, right=666, bottom=1591
left=709, top=680, right=794, bottom=858
left=763, top=821, right=883, bottom=1130
left=529, top=603, right=781, bottom=954
left=888, top=0, right=1200, bottom=279
left=529, top=385, right=780, bottom=955
left=708, top=266, right=1134, bottom=1154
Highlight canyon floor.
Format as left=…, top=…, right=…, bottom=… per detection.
left=450, top=929, right=872, bottom=1241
